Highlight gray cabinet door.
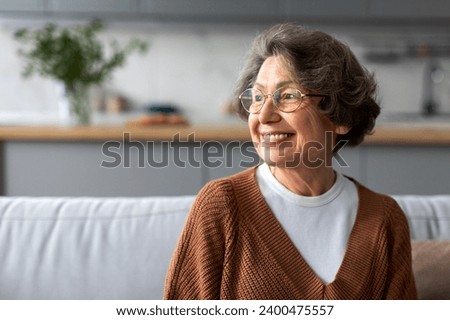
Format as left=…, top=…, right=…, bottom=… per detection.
left=0, top=0, right=45, bottom=12
left=333, top=146, right=366, bottom=183
left=204, top=140, right=260, bottom=182
left=2, top=141, right=203, bottom=196
left=365, top=145, right=450, bottom=195
left=47, top=0, right=136, bottom=13
left=284, top=0, right=368, bottom=18
left=139, top=0, right=281, bottom=19
left=371, top=0, right=450, bottom=18
left=2, top=141, right=449, bottom=196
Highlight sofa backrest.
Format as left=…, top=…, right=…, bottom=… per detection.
left=393, top=195, right=450, bottom=240
left=0, top=194, right=449, bottom=299
left=0, top=196, right=194, bottom=299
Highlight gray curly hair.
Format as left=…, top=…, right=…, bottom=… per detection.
left=233, top=23, right=380, bottom=147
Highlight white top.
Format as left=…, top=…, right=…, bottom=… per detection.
left=256, top=163, right=359, bottom=284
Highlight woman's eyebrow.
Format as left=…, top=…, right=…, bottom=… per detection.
left=254, top=80, right=296, bottom=90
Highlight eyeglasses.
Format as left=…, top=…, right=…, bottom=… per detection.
left=239, top=87, right=327, bottom=114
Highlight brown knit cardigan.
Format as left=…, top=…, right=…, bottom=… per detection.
left=164, top=167, right=417, bottom=299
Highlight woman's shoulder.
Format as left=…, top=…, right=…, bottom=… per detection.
left=192, top=167, right=258, bottom=213
left=345, top=176, right=401, bottom=207
left=348, top=176, right=409, bottom=227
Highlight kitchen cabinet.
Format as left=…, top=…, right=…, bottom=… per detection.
left=138, top=0, right=282, bottom=21
left=334, top=144, right=450, bottom=195
left=47, top=0, right=136, bottom=14
left=370, top=0, right=450, bottom=19
left=2, top=141, right=204, bottom=196
left=204, top=140, right=260, bottom=181
left=284, top=0, right=369, bottom=19
left=2, top=140, right=448, bottom=197
left=1, top=0, right=450, bottom=23
left=332, top=147, right=366, bottom=183
left=0, top=139, right=259, bottom=196
left=0, top=0, right=45, bottom=12
left=364, top=145, right=450, bottom=195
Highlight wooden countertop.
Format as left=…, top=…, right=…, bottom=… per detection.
left=0, top=123, right=450, bottom=145
left=366, top=125, right=450, bottom=145
left=0, top=124, right=251, bottom=142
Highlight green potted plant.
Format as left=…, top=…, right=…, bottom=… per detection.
left=14, top=20, right=148, bottom=125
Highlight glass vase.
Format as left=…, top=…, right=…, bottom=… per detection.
left=58, top=83, right=92, bottom=126
left=66, top=84, right=91, bottom=126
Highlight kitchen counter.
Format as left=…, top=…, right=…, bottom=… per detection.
left=0, top=123, right=450, bottom=144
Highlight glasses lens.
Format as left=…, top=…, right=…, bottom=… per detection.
left=275, top=87, right=302, bottom=112
left=239, top=88, right=264, bottom=113
left=239, top=87, right=304, bottom=113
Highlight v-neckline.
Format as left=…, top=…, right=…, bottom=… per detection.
left=235, top=167, right=382, bottom=298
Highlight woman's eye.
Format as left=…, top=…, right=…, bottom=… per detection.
left=282, top=93, right=297, bottom=100
left=254, top=94, right=264, bottom=102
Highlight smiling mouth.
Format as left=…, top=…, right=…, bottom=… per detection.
left=262, top=133, right=294, bottom=142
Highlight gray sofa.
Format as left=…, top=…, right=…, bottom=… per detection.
left=0, top=194, right=449, bottom=300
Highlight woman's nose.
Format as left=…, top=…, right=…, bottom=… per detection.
left=258, top=97, right=281, bottom=123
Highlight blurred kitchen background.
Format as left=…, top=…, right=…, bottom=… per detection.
left=0, top=0, right=450, bottom=197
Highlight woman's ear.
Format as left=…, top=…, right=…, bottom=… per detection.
left=335, top=125, right=351, bottom=135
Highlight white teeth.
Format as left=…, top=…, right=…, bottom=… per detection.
left=263, top=133, right=291, bottom=141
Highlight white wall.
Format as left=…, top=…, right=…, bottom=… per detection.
left=0, top=21, right=449, bottom=125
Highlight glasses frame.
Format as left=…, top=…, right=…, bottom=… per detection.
left=239, top=87, right=327, bottom=114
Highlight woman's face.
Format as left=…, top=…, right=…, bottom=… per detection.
left=248, top=55, right=347, bottom=169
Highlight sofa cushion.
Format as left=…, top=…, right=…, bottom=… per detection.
left=412, top=240, right=450, bottom=299
left=0, top=196, right=194, bottom=299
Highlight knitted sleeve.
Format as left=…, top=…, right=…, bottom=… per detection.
left=384, top=197, right=418, bottom=299
left=164, top=179, right=237, bottom=300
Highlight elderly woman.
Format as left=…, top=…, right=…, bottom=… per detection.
left=164, top=23, right=417, bottom=300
